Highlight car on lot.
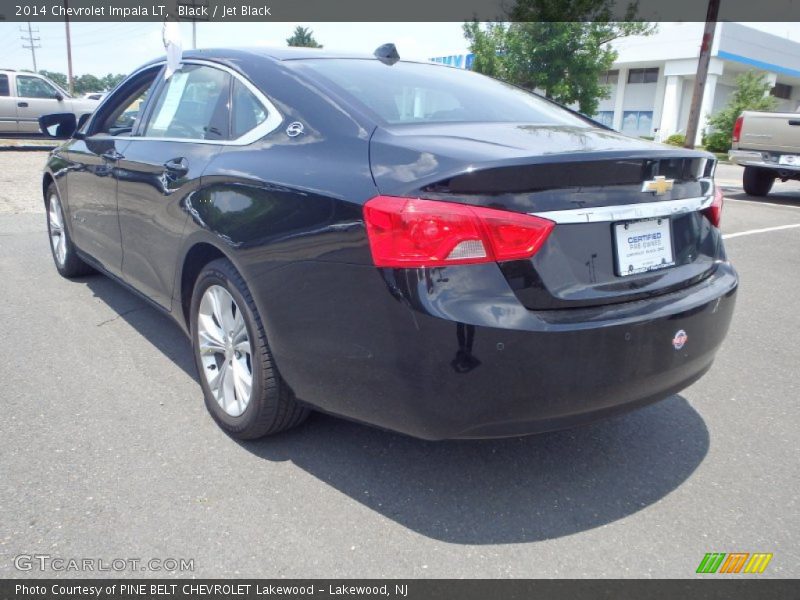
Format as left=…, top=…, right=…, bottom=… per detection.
left=39, top=47, right=738, bottom=440
left=729, top=109, right=800, bottom=196
left=0, top=69, right=99, bottom=135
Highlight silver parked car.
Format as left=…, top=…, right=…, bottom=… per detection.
left=0, top=69, right=99, bottom=135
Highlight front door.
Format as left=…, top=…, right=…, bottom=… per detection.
left=14, top=74, right=69, bottom=134
left=59, top=66, right=162, bottom=276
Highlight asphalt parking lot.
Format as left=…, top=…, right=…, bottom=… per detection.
left=1, top=151, right=798, bottom=579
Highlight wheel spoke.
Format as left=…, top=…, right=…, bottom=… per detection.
left=196, top=284, right=255, bottom=418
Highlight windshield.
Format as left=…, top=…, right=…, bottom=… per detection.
left=298, top=59, right=591, bottom=127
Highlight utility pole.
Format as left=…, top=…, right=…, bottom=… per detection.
left=64, top=0, right=75, bottom=94
left=20, top=22, right=41, bottom=72
left=683, top=0, right=721, bottom=149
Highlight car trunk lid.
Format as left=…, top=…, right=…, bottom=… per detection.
left=369, top=123, right=722, bottom=309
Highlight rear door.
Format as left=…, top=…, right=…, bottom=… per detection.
left=14, top=74, right=69, bottom=134
left=116, top=63, right=233, bottom=309
left=0, top=74, right=18, bottom=133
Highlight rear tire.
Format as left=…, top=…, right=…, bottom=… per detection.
left=190, top=258, right=309, bottom=439
left=742, top=166, right=775, bottom=197
left=45, top=183, right=94, bottom=278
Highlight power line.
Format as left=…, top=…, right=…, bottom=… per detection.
left=20, top=22, right=41, bottom=72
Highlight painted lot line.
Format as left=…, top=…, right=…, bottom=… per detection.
left=726, top=197, right=800, bottom=210
left=723, top=223, right=800, bottom=239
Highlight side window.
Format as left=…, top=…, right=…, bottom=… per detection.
left=0, top=75, right=9, bottom=97
left=231, top=78, right=267, bottom=138
left=144, top=65, right=230, bottom=140
left=16, top=75, right=58, bottom=99
left=92, top=68, right=160, bottom=136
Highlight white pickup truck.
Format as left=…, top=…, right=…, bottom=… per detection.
left=729, top=110, right=800, bottom=196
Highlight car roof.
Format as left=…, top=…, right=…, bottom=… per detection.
left=139, top=46, right=436, bottom=68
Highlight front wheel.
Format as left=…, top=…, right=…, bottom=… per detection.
left=190, top=258, right=309, bottom=439
left=742, top=166, right=775, bottom=197
left=46, top=183, right=94, bottom=278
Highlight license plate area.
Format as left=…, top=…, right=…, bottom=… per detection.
left=614, top=217, right=675, bottom=277
left=778, top=154, right=800, bottom=166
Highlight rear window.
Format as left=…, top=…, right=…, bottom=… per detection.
left=298, top=59, right=590, bottom=127
left=0, top=74, right=8, bottom=96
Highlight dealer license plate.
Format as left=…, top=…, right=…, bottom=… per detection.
left=614, top=217, right=674, bottom=277
left=778, top=154, right=800, bottom=166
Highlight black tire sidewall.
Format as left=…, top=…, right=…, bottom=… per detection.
left=190, top=261, right=266, bottom=434
left=743, top=167, right=775, bottom=197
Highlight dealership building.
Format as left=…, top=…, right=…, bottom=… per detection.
left=431, top=23, right=800, bottom=144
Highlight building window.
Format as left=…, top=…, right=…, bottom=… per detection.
left=599, top=70, right=619, bottom=85
left=627, top=68, right=659, bottom=84
left=622, top=111, right=654, bottom=136
left=771, top=83, right=792, bottom=100
left=595, top=111, right=614, bottom=127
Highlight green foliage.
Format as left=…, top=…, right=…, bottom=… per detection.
left=704, top=131, right=731, bottom=153
left=286, top=26, right=322, bottom=48
left=707, top=71, right=779, bottom=144
left=38, top=70, right=68, bottom=90
left=665, top=133, right=686, bottom=147
left=37, top=70, right=126, bottom=94
left=464, top=1, right=655, bottom=116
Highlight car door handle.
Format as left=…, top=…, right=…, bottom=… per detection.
left=789, top=120, right=800, bottom=126
left=101, top=150, right=124, bottom=161
left=17, top=102, right=28, bottom=108
left=164, top=157, right=189, bottom=177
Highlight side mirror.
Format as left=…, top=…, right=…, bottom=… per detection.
left=54, top=92, right=64, bottom=102
left=39, top=113, right=78, bottom=139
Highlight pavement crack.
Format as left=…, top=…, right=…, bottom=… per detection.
left=96, top=307, right=145, bottom=327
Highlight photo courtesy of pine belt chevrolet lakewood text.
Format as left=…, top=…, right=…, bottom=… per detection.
left=38, top=45, right=737, bottom=440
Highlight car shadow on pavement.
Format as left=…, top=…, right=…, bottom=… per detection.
left=240, top=395, right=708, bottom=545
left=83, top=274, right=709, bottom=546
left=84, top=276, right=199, bottom=382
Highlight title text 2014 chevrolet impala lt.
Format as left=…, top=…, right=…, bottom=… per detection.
left=40, top=47, right=737, bottom=440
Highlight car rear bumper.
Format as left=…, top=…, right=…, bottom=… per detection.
left=729, top=150, right=800, bottom=174
left=259, top=259, right=738, bottom=440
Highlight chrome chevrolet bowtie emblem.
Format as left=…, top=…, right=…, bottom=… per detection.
left=642, top=175, right=674, bottom=196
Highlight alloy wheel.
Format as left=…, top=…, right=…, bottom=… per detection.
left=196, top=285, right=254, bottom=417
left=48, top=194, right=67, bottom=267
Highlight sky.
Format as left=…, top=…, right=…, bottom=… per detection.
left=0, top=22, right=797, bottom=77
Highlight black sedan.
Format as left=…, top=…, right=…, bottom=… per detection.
left=40, top=46, right=737, bottom=440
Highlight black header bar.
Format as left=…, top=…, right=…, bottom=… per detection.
left=0, top=0, right=799, bottom=22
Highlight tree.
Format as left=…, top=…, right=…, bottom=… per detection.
left=38, top=70, right=68, bottom=90
left=707, top=70, right=779, bottom=142
left=36, top=70, right=126, bottom=94
left=286, top=26, right=322, bottom=48
left=464, top=1, right=655, bottom=116
left=100, top=73, right=126, bottom=91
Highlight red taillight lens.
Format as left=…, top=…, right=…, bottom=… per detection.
left=703, top=186, right=724, bottom=228
left=732, top=115, right=744, bottom=143
left=363, top=196, right=555, bottom=268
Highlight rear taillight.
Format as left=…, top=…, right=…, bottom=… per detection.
left=703, top=186, right=724, bottom=228
left=363, top=196, right=555, bottom=268
left=732, top=115, right=744, bottom=143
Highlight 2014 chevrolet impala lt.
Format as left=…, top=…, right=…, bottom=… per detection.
left=40, top=46, right=737, bottom=440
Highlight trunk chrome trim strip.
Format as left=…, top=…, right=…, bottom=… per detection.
left=530, top=195, right=714, bottom=224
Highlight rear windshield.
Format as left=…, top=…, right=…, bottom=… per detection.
left=298, top=59, right=591, bottom=127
